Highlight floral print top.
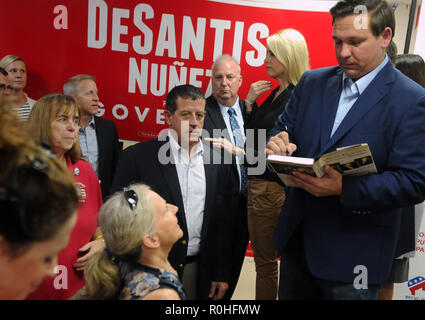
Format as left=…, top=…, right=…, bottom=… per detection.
left=117, top=261, right=186, bottom=300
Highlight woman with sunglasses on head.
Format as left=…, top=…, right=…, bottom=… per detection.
left=80, top=183, right=186, bottom=300
left=0, top=97, right=78, bottom=299
left=26, top=94, right=103, bottom=300
left=0, top=55, right=36, bottom=121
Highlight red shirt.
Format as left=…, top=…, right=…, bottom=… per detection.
left=27, top=157, right=102, bottom=300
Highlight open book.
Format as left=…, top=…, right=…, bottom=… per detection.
left=267, top=143, right=377, bottom=188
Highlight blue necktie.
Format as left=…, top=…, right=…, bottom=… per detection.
left=227, top=108, right=247, bottom=197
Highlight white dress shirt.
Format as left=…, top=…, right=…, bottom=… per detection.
left=168, top=131, right=206, bottom=257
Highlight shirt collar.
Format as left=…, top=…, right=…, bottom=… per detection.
left=342, top=54, right=389, bottom=95
left=79, top=116, right=96, bottom=132
left=167, top=130, right=204, bottom=156
left=218, top=97, right=241, bottom=119
left=88, top=116, right=96, bottom=127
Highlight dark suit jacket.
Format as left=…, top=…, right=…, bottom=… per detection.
left=203, top=95, right=249, bottom=299
left=271, top=61, right=425, bottom=284
left=110, top=137, right=234, bottom=299
left=94, top=116, right=122, bottom=200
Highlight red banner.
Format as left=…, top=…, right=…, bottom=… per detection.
left=1, top=0, right=336, bottom=142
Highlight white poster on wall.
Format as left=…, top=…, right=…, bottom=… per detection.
left=393, top=203, right=425, bottom=300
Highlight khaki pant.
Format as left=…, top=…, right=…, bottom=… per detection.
left=247, top=179, right=286, bottom=300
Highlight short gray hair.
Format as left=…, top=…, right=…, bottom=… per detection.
left=212, top=54, right=241, bottom=75
left=63, top=74, right=96, bottom=95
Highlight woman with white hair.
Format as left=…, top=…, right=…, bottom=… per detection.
left=82, top=183, right=186, bottom=300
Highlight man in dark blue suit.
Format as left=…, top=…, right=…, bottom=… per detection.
left=266, top=0, right=425, bottom=299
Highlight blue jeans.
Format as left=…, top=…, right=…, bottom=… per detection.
left=278, top=225, right=381, bottom=300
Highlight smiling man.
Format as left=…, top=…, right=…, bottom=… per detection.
left=266, top=0, right=425, bottom=300
left=111, top=84, right=234, bottom=300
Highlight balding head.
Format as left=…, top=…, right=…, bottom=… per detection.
left=211, top=54, right=242, bottom=107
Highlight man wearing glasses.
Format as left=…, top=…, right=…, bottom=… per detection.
left=0, top=67, right=14, bottom=98
left=111, top=84, right=234, bottom=300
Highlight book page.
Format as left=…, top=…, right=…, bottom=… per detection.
left=317, top=143, right=377, bottom=176
left=266, top=158, right=316, bottom=188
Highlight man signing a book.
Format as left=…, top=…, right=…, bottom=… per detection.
left=266, top=0, right=425, bottom=300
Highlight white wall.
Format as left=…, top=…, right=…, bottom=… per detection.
left=414, top=1, right=425, bottom=56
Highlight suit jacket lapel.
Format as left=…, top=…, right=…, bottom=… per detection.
left=206, top=97, right=233, bottom=142
left=201, top=146, right=215, bottom=237
left=94, top=117, right=104, bottom=175
left=321, top=62, right=394, bottom=154
left=155, top=138, right=187, bottom=228
left=207, top=97, right=226, bottom=129
left=239, top=99, right=248, bottom=126
left=320, top=69, right=343, bottom=152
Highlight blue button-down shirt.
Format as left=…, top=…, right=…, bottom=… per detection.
left=79, top=116, right=99, bottom=176
left=331, top=55, right=389, bottom=137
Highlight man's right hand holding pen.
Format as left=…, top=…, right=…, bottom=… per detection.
left=265, top=131, right=297, bottom=157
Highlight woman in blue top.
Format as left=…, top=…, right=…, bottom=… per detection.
left=83, top=183, right=186, bottom=300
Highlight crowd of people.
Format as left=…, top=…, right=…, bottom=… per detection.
left=1, top=0, right=425, bottom=301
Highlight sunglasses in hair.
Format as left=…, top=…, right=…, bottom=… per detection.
left=0, top=147, right=54, bottom=239
left=123, top=188, right=138, bottom=214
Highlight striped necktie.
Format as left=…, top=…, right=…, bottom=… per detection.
left=227, top=108, right=247, bottom=197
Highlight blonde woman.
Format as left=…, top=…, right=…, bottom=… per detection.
left=0, top=55, right=36, bottom=120
left=244, top=28, right=309, bottom=300
left=208, top=29, right=310, bottom=300
left=82, top=184, right=186, bottom=300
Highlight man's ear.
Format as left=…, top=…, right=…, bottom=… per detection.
left=165, top=110, right=172, bottom=126
left=380, top=26, right=392, bottom=48
left=142, top=234, right=160, bottom=249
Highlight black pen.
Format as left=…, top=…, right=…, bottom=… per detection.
left=284, top=125, right=291, bottom=156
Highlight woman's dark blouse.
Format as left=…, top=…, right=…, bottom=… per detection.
left=245, top=85, right=294, bottom=179
left=118, top=261, right=186, bottom=300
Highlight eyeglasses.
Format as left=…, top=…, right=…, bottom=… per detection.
left=123, top=188, right=138, bottom=214
left=0, top=84, right=13, bottom=91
